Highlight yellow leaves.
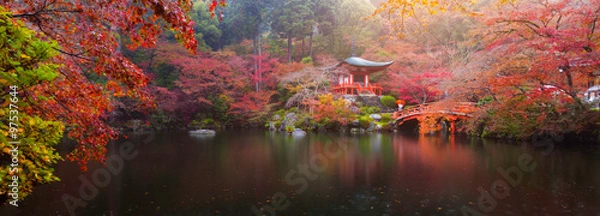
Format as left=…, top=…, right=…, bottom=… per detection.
left=498, top=0, right=517, bottom=4
left=29, top=118, right=35, bottom=126
left=374, top=0, right=481, bottom=38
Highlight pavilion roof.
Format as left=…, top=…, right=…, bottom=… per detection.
left=340, top=57, right=394, bottom=68
left=332, top=57, right=394, bottom=75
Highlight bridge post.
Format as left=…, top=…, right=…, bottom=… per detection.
left=450, top=120, right=456, bottom=133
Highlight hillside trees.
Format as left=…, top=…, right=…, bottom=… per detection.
left=311, top=94, right=355, bottom=128
left=149, top=44, right=281, bottom=126
left=308, top=0, right=336, bottom=58
left=271, top=0, right=316, bottom=63
left=394, top=70, right=452, bottom=104
left=220, top=0, right=384, bottom=61
left=279, top=63, right=337, bottom=108
left=311, top=0, right=382, bottom=59
left=482, top=0, right=600, bottom=98
left=190, top=1, right=223, bottom=51
left=457, top=0, right=600, bottom=137
left=360, top=39, right=452, bottom=104
left=372, top=0, right=481, bottom=38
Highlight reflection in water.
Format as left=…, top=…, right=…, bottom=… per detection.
left=3, top=130, right=600, bottom=215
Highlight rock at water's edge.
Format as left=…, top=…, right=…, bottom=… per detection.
left=189, top=129, right=216, bottom=136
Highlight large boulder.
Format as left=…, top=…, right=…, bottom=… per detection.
left=351, top=119, right=360, bottom=127
left=366, top=122, right=377, bottom=132
left=285, top=112, right=296, bottom=121
left=268, top=121, right=277, bottom=131
left=292, top=128, right=307, bottom=137
left=272, top=114, right=281, bottom=121
left=279, top=112, right=297, bottom=131
left=350, top=128, right=365, bottom=133
left=370, top=114, right=382, bottom=121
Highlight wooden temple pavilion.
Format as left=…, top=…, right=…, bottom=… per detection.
left=331, top=56, right=394, bottom=96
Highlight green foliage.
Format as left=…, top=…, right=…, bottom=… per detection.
left=149, top=110, right=179, bottom=130
left=223, top=0, right=270, bottom=47
left=286, top=125, right=295, bottom=133
left=0, top=114, right=64, bottom=202
left=293, top=112, right=314, bottom=129
left=380, top=95, right=397, bottom=108
left=191, top=94, right=235, bottom=127
left=152, top=62, right=179, bottom=89
left=267, top=36, right=286, bottom=57
left=203, top=118, right=216, bottom=127
left=360, top=106, right=381, bottom=115
left=358, top=115, right=373, bottom=129
left=381, top=113, right=392, bottom=123
left=211, top=94, right=233, bottom=124
left=312, top=0, right=381, bottom=58
left=301, top=56, right=313, bottom=64
left=388, top=91, right=401, bottom=100
left=269, top=108, right=295, bottom=129
left=0, top=7, right=64, bottom=203
left=271, top=0, right=315, bottom=39
left=376, top=50, right=393, bottom=58
left=190, top=1, right=223, bottom=51
left=190, top=118, right=218, bottom=129
left=477, top=96, right=494, bottom=106
left=0, top=14, right=59, bottom=87
left=271, top=0, right=316, bottom=62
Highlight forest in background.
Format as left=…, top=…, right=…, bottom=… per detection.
left=120, top=0, right=600, bottom=139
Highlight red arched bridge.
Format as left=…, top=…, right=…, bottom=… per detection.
left=392, top=102, right=478, bottom=133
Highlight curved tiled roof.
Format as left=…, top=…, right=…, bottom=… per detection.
left=342, top=57, right=394, bottom=67
left=588, top=85, right=600, bottom=92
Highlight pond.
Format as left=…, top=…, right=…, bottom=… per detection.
left=3, top=130, right=600, bottom=215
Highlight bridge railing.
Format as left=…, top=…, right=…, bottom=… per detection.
left=392, top=102, right=477, bottom=120
left=332, top=83, right=384, bottom=95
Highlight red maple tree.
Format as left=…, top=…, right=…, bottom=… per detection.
left=482, top=0, right=600, bottom=98
left=5, top=0, right=209, bottom=170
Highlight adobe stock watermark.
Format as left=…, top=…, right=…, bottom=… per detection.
left=61, top=131, right=154, bottom=216
left=6, top=85, right=21, bottom=207
left=460, top=133, right=562, bottom=216
left=251, top=138, right=348, bottom=216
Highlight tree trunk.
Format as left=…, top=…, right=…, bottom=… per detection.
left=146, top=48, right=156, bottom=73
left=257, top=31, right=262, bottom=92
left=253, top=38, right=258, bottom=92
left=287, top=35, right=292, bottom=63
left=309, top=33, right=313, bottom=58
left=302, top=37, right=305, bottom=57
left=565, top=68, right=576, bottom=98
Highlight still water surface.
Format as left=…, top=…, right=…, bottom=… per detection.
left=4, top=130, right=600, bottom=215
